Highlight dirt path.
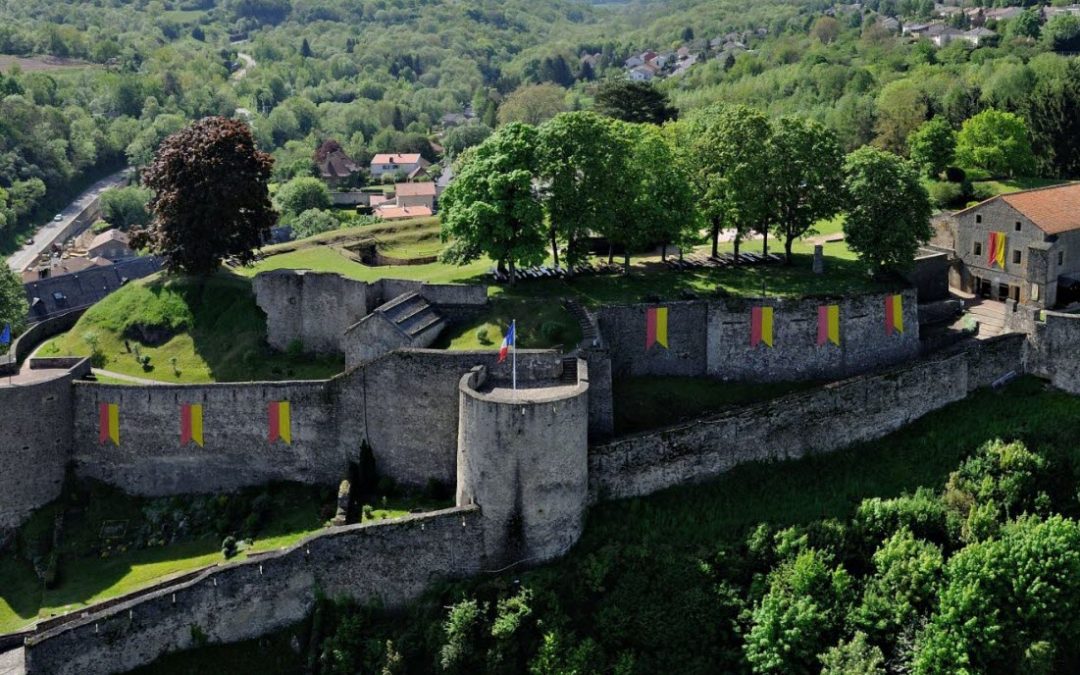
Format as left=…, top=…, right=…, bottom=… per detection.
left=91, top=368, right=166, bottom=385
left=231, top=52, right=255, bottom=81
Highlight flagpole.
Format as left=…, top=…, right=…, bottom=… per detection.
left=511, top=319, right=517, bottom=393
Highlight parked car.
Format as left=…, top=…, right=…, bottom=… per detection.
left=53, top=214, right=63, bottom=221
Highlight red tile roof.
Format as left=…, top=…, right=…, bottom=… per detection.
left=394, top=182, right=436, bottom=197
left=375, top=206, right=433, bottom=220
left=999, top=183, right=1080, bottom=235
left=371, top=153, right=423, bottom=165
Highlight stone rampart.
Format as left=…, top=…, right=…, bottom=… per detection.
left=587, top=339, right=1018, bottom=502
left=0, top=359, right=90, bottom=529
left=253, top=270, right=370, bottom=354
left=1026, top=310, right=1080, bottom=394
left=598, top=290, right=920, bottom=382
left=23, top=507, right=486, bottom=675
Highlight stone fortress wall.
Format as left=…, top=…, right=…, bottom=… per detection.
left=598, top=289, right=921, bottom=382
left=8, top=269, right=1080, bottom=673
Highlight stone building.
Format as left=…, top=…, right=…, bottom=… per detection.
left=951, top=183, right=1080, bottom=308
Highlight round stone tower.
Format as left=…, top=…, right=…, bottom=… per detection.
left=456, top=359, right=590, bottom=567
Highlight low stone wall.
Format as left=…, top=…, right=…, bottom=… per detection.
left=23, top=507, right=486, bottom=675
left=1027, top=310, right=1080, bottom=394
left=598, top=290, right=920, bottom=382
left=587, top=341, right=1017, bottom=502
left=0, top=309, right=86, bottom=375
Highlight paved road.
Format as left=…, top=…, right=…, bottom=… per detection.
left=6, top=168, right=130, bottom=274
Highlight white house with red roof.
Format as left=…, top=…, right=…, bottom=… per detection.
left=369, top=153, right=431, bottom=179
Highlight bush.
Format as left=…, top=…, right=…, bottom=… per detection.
left=944, top=166, right=966, bottom=183
left=540, top=321, right=564, bottom=345
left=286, top=339, right=304, bottom=359
left=925, top=181, right=964, bottom=209
left=475, top=327, right=491, bottom=345
left=221, top=535, right=238, bottom=559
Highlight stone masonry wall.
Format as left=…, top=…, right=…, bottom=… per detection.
left=254, top=270, right=370, bottom=354
left=1027, top=311, right=1080, bottom=395
left=598, top=290, right=919, bottom=382
left=72, top=380, right=341, bottom=496
left=23, top=507, right=486, bottom=675
left=587, top=341, right=1019, bottom=502
left=0, top=360, right=90, bottom=529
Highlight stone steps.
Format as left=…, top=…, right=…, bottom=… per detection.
left=376, top=292, right=446, bottom=338
left=559, top=358, right=578, bottom=384
left=564, top=299, right=599, bottom=348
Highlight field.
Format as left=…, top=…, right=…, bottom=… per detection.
left=37, top=272, right=343, bottom=384
left=0, top=55, right=92, bottom=72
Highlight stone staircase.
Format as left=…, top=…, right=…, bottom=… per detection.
left=377, top=292, right=445, bottom=340
left=559, top=357, right=579, bottom=384
left=564, top=299, right=600, bottom=349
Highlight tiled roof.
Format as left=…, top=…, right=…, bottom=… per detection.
left=88, top=228, right=129, bottom=250
left=374, top=206, right=433, bottom=220
left=371, top=153, right=423, bottom=165
left=24, top=257, right=162, bottom=320
left=1000, top=183, right=1080, bottom=235
left=394, top=182, right=436, bottom=197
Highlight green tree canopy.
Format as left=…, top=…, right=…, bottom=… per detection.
left=497, top=84, right=568, bottom=126
left=275, top=176, right=332, bottom=218
left=956, top=109, right=1035, bottom=178
left=907, top=117, right=957, bottom=178
left=0, top=264, right=28, bottom=337
left=439, top=123, right=546, bottom=284
left=766, top=116, right=845, bottom=263
left=99, top=186, right=152, bottom=230
left=443, top=124, right=493, bottom=158
left=133, top=116, right=276, bottom=275
left=592, top=80, right=677, bottom=125
left=842, top=146, right=933, bottom=272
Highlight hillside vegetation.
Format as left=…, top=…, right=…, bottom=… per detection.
left=37, top=272, right=342, bottom=383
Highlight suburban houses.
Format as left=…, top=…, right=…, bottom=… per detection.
left=314, top=143, right=362, bottom=189
left=939, top=183, right=1080, bottom=308
left=372, top=181, right=437, bottom=220
left=369, top=153, right=431, bottom=180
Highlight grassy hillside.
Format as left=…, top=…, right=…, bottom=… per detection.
left=37, top=272, right=343, bottom=383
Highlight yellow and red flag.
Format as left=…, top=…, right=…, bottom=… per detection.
left=988, top=232, right=1007, bottom=268
left=180, top=403, right=204, bottom=447
left=751, top=306, right=774, bottom=347
left=268, top=400, right=291, bottom=444
left=817, top=305, right=840, bottom=346
left=885, top=294, right=904, bottom=336
left=98, top=402, right=119, bottom=446
left=645, top=307, right=668, bottom=350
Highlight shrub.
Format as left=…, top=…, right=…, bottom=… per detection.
left=361, top=504, right=374, bottom=521
left=475, top=327, right=491, bottom=345
left=925, top=181, right=964, bottom=209
left=540, top=321, right=564, bottom=344
left=221, top=535, right=238, bottom=559
left=944, top=166, right=966, bottom=183
left=286, top=339, right=304, bottom=359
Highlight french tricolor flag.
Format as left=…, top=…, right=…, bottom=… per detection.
left=498, top=320, right=516, bottom=363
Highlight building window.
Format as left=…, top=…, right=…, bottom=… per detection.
left=976, top=214, right=982, bottom=223
left=1060, top=251, right=1065, bottom=266
left=1013, top=250, right=1022, bottom=265
left=1015, top=221, right=1022, bottom=232
left=973, top=241, right=982, bottom=256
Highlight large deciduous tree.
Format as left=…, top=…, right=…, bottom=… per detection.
left=676, top=104, right=772, bottom=259
left=907, top=117, right=956, bottom=179
left=955, top=109, right=1035, bottom=178
left=275, top=176, right=332, bottom=218
left=842, top=147, right=932, bottom=273
left=538, top=111, right=635, bottom=269
left=99, top=186, right=152, bottom=230
left=439, top=123, right=546, bottom=285
left=497, top=83, right=568, bottom=126
left=592, top=80, right=677, bottom=125
left=766, top=116, right=845, bottom=264
left=133, top=116, right=276, bottom=275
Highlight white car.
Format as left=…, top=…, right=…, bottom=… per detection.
left=53, top=214, right=63, bottom=221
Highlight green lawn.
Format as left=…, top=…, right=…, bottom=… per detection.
left=0, top=481, right=450, bottom=634
left=612, top=376, right=820, bottom=435
left=36, top=272, right=343, bottom=383
left=972, top=176, right=1071, bottom=197
left=433, top=298, right=583, bottom=351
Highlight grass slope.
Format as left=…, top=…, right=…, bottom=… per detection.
left=433, top=298, right=583, bottom=351
left=38, top=272, right=343, bottom=383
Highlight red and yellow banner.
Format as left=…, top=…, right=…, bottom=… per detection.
left=98, top=403, right=119, bottom=446
left=268, top=401, right=291, bottom=444
left=885, top=294, right=904, bottom=336
left=817, top=305, right=840, bottom=346
left=645, top=306, right=668, bottom=350
left=180, top=403, right=204, bottom=447
left=987, top=231, right=1006, bottom=268
left=751, top=306, right=774, bottom=347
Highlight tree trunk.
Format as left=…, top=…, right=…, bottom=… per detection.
left=661, top=243, right=668, bottom=261
left=785, top=235, right=795, bottom=265
left=508, top=258, right=516, bottom=286
left=710, top=219, right=720, bottom=258
left=607, top=243, right=614, bottom=265
left=733, top=234, right=741, bottom=263
left=623, top=251, right=631, bottom=276
left=550, top=225, right=559, bottom=269
left=761, top=227, right=768, bottom=257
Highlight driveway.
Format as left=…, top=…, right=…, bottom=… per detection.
left=6, top=168, right=131, bottom=273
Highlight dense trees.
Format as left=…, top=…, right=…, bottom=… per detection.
left=99, top=186, right=151, bottom=230
left=0, top=264, right=28, bottom=335
left=134, top=117, right=276, bottom=275
left=497, top=84, right=569, bottom=126
left=592, top=80, right=677, bottom=125
left=907, top=118, right=956, bottom=179
left=842, top=147, right=933, bottom=272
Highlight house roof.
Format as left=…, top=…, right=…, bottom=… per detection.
left=395, top=181, right=436, bottom=197
left=375, top=206, right=433, bottom=220
left=21, top=256, right=110, bottom=283
left=317, top=148, right=359, bottom=178
left=24, top=256, right=162, bottom=320
left=88, top=229, right=130, bottom=250
left=957, top=183, right=1080, bottom=235
left=371, top=153, right=423, bottom=165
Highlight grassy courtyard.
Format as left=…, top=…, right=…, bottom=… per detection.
left=0, top=480, right=447, bottom=633
left=433, top=298, right=583, bottom=351
left=37, top=272, right=344, bottom=384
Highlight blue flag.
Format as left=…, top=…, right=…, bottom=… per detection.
left=0, top=324, right=10, bottom=347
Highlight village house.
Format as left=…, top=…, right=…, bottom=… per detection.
left=86, top=229, right=133, bottom=261
left=947, top=183, right=1080, bottom=308
left=628, top=65, right=655, bottom=81
left=960, top=27, right=996, bottom=47
left=315, top=144, right=361, bottom=188
left=391, top=182, right=436, bottom=210
left=372, top=205, right=433, bottom=221
left=369, top=153, right=431, bottom=179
